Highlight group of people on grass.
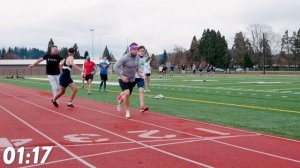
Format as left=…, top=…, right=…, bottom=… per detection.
left=29, top=43, right=152, bottom=118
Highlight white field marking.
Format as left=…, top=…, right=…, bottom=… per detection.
left=3, top=86, right=300, bottom=164
left=195, top=128, right=230, bottom=136
left=252, top=94, right=257, bottom=96
left=127, top=130, right=176, bottom=139
left=265, top=95, right=271, bottom=97
left=182, top=80, right=218, bottom=82
left=22, top=139, right=206, bottom=168
left=2, top=86, right=205, bottom=139
left=3, top=83, right=300, bottom=144
left=238, top=93, right=243, bottom=95
left=8, top=88, right=300, bottom=164
left=0, top=105, right=96, bottom=168
left=294, top=92, right=300, bottom=94
left=280, top=91, right=292, bottom=93
left=0, top=91, right=213, bottom=168
left=282, top=96, right=288, bottom=98
left=0, top=138, right=32, bottom=148
left=211, top=139, right=300, bottom=164
left=22, top=134, right=259, bottom=168
left=226, top=92, right=231, bottom=94
left=0, top=137, right=202, bottom=152
left=239, top=82, right=286, bottom=84
left=14, top=78, right=300, bottom=95
left=28, top=77, right=119, bottom=86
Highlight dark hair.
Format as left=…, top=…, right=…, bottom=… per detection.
left=138, top=46, right=145, bottom=50
left=68, top=48, right=75, bottom=54
left=51, top=45, right=58, bottom=48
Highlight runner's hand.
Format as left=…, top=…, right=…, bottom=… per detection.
left=121, top=75, right=129, bottom=83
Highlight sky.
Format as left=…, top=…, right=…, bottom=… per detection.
left=0, top=0, right=299, bottom=59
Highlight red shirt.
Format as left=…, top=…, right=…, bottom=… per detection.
left=84, top=61, right=96, bottom=75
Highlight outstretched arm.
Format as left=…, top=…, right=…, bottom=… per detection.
left=29, top=58, right=43, bottom=69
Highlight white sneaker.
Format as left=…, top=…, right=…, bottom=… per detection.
left=147, top=89, right=151, bottom=92
left=125, top=110, right=130, bottom=118
left=117, top=104, right=122, bottom=111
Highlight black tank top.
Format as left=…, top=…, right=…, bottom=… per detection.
left=62, top=59, right=72, bottom=76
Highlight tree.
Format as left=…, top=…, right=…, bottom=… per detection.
left=199, top=29, right=228, bottom=68
left=291, top=29, right=300, bottom=67
left=103, top=46, right=110, bottom=58
left=244, top=52, right=253, bottom=69
left=59, top=47, right=68, bottom=59
left=47, top=38, right=54, bottom=54
left=247, top=24, right=280, bottom=66
left=84, top=51, right=89, bottom=59
left=189, top=36, right=200, bottom=64
left=281, top=30, right=293, bottom=67
left=232, top=32, right=254, bottom=69
left=159, top=50, right=168, bottom=65
left=73, top=43, right=80, bottom=59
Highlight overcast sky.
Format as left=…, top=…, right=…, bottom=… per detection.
left=0, top=0, right=299, bottom=59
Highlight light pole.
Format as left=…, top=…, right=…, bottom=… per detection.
left=90, top=29, right=94, bottom=58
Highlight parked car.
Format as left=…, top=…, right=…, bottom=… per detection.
left=214, top=68, right=225, bottom=72
left=236, top=68, right=244, bottom=72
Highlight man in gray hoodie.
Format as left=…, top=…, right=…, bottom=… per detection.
left=113, top=42, right=139, bottom=118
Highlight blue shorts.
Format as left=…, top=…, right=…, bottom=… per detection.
left=135, top=78, right=145, bottom=88
left=59, top=74, right=73, bottom=88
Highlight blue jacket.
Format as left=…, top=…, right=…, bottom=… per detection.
left=98, top=61, right=110, bottom=74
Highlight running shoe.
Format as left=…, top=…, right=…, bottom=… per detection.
left=140, top=106, right=149, bottom=112
left=51, top=99, right=58, bottom=107
left=117, top=104, right=122, bottom=112
left=125, top=110, right=131, bottom=118
left=67, top=102, right=75, bottom=108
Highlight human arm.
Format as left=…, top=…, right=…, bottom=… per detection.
left=28, top=57, right=44, bottom=69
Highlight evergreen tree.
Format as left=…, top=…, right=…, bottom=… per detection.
left=73, top=43, right=80, bottom=59
left=84, top=51, right=89, bottom=59
left=244, top=52, right=253, bottom=69
left=199, top=29, right=228, bottom=68
left=159, top=50, right=168, bottom=65
left=291, top=29, right=300, bottom=67
left=47, top=38, right=54, bottom=54
left=103, top=46, right=110, bottom=58
left=281, top=30, right=293, bottom=66
left=59, top=47, right=68, bottom=59
left=189, top=36, right=200, bottom=63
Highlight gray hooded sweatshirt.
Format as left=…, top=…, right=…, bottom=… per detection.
left=113, top=53, right=139, bottom=82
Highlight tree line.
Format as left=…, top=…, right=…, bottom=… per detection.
left=153, top=24, right=300, bottom=70
left=0, top=38, right=116, bottom=62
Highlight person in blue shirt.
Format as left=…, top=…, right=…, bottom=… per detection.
left=97, top=56, right=110, bottom=92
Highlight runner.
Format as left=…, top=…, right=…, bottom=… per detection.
left=135, top=45, right=149, bottom=112
left=29, top=45, right=63, bottom=100
left=98, top=56, right=110, bottom=92
left=84, top=56, right=96, bottom=95
left=144, top=56, right=152, bottom=92
left=113, top=42, right=139, bottom=118
left=51, top=48, right=83, bottom=108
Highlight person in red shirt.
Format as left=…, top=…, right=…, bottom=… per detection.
left=84, top=56, right=96, bottom=94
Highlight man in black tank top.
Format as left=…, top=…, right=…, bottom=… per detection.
left=29, top=46, right=63, bottom=99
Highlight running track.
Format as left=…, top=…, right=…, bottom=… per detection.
left=0, top=83, right=299, bottom=168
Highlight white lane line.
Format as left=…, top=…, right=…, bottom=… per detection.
left=3, top=86, right=300, bottom=163
left=196, top=128, right=230, bottom=136
left=0, top=91, right=214, bottom=168
left=0, top=105, right=96, bottom=168
left=211, top=139, right=300, bottom=163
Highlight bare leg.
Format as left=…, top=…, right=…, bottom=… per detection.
left=88, top=79, right=92, bottom=94
left=68, top=83, right=78, bottom=102
left=139, top=87, right=144, bottom=107
left=54, top=86, right=66, bottom=101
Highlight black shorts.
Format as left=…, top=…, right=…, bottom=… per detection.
left=85, top=74, right=93, bottom=81
left=118, top=79, right=136, bottom=95
left=59, top=74, right=73, bottom=88
left=100, top=74, right=108, bottom=81
left=145, top=73, right=151, bottom=76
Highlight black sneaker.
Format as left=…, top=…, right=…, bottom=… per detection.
left=51, top=99, right=58, bottom=107
left=67, top=103, right=75, bottom=108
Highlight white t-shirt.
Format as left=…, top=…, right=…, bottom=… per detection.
left=144, top=60, right=151, bottom=74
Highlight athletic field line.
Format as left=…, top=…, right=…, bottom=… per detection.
left=0, top=90, right=214, bottom=168
left=1, top=78, right=299, bottom=115
left=2, top=87, right=299, bottom=164
left=0, top=105, right=96, bottom=168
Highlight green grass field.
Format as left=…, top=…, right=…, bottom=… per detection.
left=1, top=73, right=300, bottom=140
